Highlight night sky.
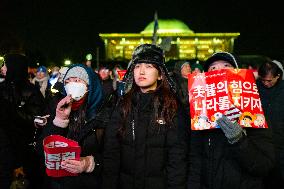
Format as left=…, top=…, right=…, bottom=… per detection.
left=1, top=0, right=283, bottom=66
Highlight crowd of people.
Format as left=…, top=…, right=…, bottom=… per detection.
left=0, top=43, right=283, bottom=189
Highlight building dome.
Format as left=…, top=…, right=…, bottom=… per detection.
left=141, top=19, right=194, bottom=34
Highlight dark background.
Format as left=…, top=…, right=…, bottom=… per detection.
left=0, top=0, right=283, bottom=67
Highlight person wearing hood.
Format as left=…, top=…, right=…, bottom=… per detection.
left=38, top=64, right=104, bottom=189
left=0, top=53, right=46, bottom=189
left=103, top=44, right=189, bottom=189
left=188, top=52, right=275, bottom=189
left=171, top=60, right=191, bottom=112
left=256, top=59, right=284, bottom=189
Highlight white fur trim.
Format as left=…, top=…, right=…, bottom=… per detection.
left=53, top=117, right=69, bottom=128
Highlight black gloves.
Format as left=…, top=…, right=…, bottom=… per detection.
left=217, top=115, right=246, bottom=144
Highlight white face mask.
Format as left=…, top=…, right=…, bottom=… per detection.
left=64, top=82, right=88, bottom=101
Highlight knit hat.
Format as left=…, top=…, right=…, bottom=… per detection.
left=204, top=52, right=239, bottom=72
left=37, top=66, right=47, bottom=73
left=272, top=60, right=284, bottom=80
left=123, top=44, right=176, bottom=94
left=64, top=65, right=89, bottom=85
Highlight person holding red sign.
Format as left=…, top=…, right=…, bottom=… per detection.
left=38, top=64, right=104, bottom=189
left=103, top=44, right=189, bottom=189
left=188, top=52, right=275, bottom=189
left=257, top=59, right=284, bottom=189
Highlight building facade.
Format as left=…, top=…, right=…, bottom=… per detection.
left=99, top=19, right=240, bottom=61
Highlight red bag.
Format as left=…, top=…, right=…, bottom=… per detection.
left=43, top=135, right=81, bottom=177
left=188, top=69, right=267, bottom=130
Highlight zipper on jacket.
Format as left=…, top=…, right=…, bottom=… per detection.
left=132, top=119, right=135, bottom=141
left=208, top=138, right=211, bottom=146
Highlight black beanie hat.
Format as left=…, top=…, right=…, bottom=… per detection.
left=204, top=52, right=239, bottom=72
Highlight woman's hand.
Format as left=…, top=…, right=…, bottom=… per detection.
left=53, top=95, right=73, bottom=128
left=61, top=156, right=95, bottom=174
left=56, top=95, right=73, bottom=120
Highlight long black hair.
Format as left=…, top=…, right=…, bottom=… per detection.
left=118, top=64, right=178, bottom=137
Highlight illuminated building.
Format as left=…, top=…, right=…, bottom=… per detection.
left=99, top=19, right=240, bottom=61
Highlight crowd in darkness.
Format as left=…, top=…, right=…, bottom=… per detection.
left=0, top=40, right=284, bottom=189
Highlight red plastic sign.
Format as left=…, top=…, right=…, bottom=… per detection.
left=188, top=69, right=267, bottom=130
left=43, top=135, right=81, bottom=177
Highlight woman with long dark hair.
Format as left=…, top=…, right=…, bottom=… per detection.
left=103, top=44, right=188, bottom=189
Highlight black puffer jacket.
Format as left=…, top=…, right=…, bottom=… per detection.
left=188, top=127, right=275, bottom=189
left=103, top=91, right=189, bottom=189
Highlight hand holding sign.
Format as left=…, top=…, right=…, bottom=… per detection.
left=188, top=69, right=268, bottom=130
left=61, top=156, right=95, bottom=174
left=43, top=135, right=81, bottom=177
left=217, top=115, right=245, bottom=144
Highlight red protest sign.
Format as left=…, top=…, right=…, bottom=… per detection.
left=43, top=135, right=81, bottom=177
left=188, top=69, right=267, bottom=130
left=117, top=70, right=127, bottom=81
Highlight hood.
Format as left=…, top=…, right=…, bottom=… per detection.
left=63, top=64, right=103, bottom=121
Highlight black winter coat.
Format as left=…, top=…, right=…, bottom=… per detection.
left=0, top=80, right=46, bottom=168
left=257, top=80, right=284, bottom=188
left=103, top=91, right=188, bottom=189
left=188, top=127, right=275, bottom=189
left=38, top=107, right=104, bottom=189
left=0, top=128, right=14, bottom=189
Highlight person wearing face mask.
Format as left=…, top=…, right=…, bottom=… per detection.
left=188, top=52, right=275, bottom=189
left=256, top=59, right=284, bottom=189
left=37, top=64, right=103, bottom=189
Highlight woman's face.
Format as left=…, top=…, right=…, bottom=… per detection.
left=181, top=64, right=191, bottom=78
left=208, top=60, right=234, bottom=72
left=134, top=63, right=161, bottom=93
left=260, top=72, right=280, bottom=88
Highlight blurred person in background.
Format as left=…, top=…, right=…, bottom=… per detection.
left=171, top=60, right=191, bottom=112
left=98, top=65, right=114, bottom=98
left=257, top=59, right=284, bottom=189
left=31, top=65, right=49, bottom=98
left=0, top=50, right=46, bottom=189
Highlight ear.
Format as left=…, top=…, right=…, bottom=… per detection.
left=158, top=75, right=162, bottom=80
